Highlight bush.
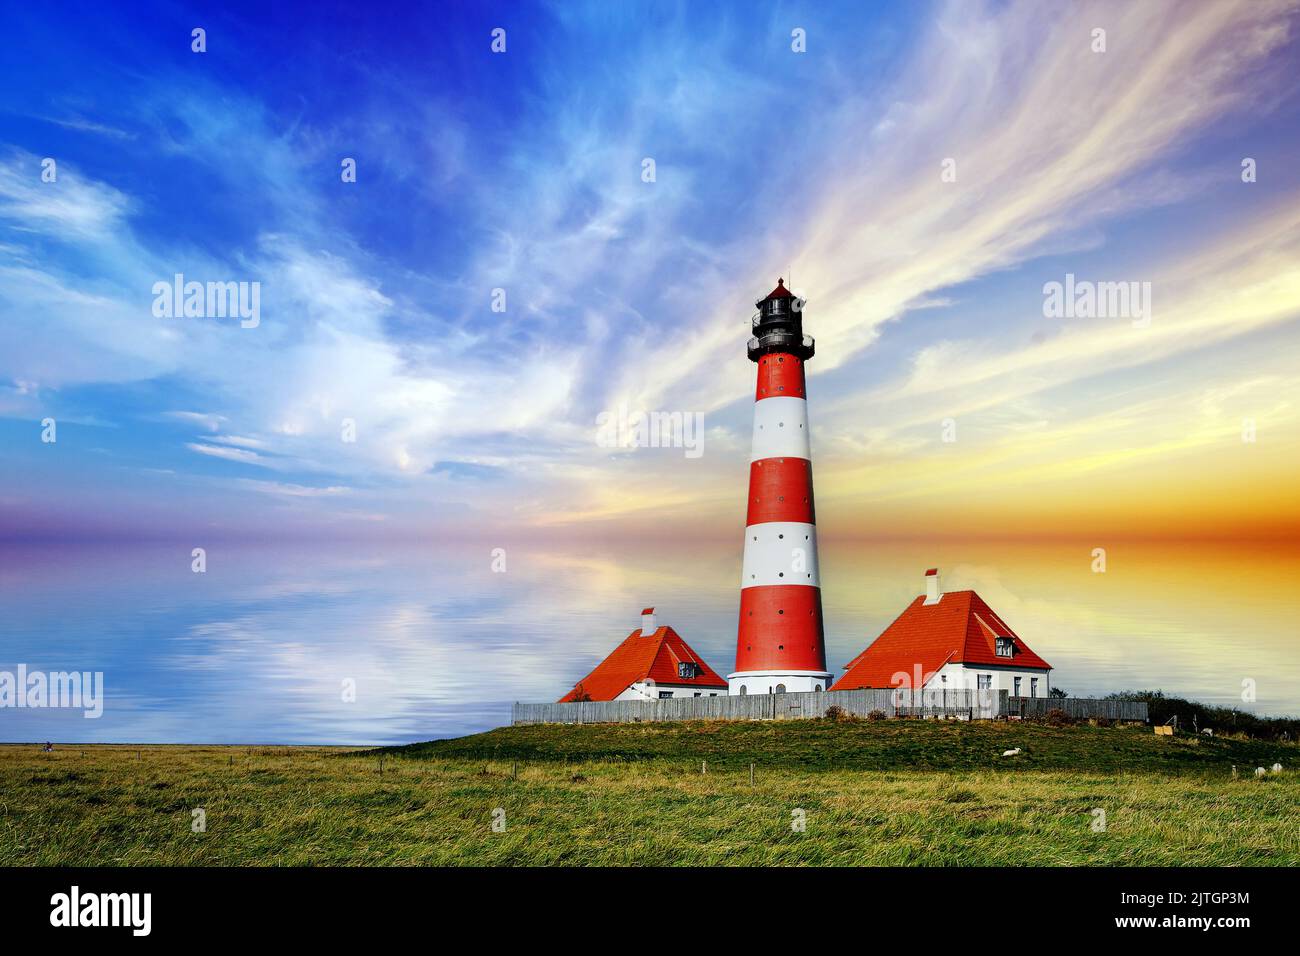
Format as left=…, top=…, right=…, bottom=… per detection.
left=866, top=709, right=888, bottom=722
left=1044, top=708, right=1073, bottom=727
left=823, top=705, right=848, bottom=722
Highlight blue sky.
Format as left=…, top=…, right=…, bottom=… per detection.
left=3, top=0, right=1300, bottom=542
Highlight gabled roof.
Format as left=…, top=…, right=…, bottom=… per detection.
left=835, top=590, right=1051, bottom=690
left=560, top=626, right=728, bottom=702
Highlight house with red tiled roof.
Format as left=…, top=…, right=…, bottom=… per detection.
left=560, top=608, right=729, bottom=702
left=835, top=569, right=1052, bottom=698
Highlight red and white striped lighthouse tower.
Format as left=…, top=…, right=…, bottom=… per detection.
left=729, top=279, right=832, bottom=695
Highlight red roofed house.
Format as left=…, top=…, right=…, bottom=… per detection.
left=560, top=608, right=729, bottom=702
left=835, top=569, right=1052, bottom=698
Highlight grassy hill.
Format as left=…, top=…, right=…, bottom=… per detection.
left=2, top=722, right=1296, bottom=866
left=391, top=718, right=1296, bottom=773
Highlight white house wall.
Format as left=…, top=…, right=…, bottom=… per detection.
left=617, top=682, right=727, bottom=701
left=928, top=662, right=1050, bottom=697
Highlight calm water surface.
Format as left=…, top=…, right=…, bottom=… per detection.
left=2, top=539, right=1297, bottom=744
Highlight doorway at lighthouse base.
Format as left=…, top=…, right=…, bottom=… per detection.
left=727, top=671, right=833, bottom=696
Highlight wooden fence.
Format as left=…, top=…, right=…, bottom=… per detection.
left=512, top=690, right=1147, bottom=726
left=1004, top=696, right=1147, bottom=721
left=513, top=687, right=1000, bottom=725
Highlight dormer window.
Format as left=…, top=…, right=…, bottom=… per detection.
left=996, top=637, right=1014, bottom=658
left=677, top=661, right=700, bottom=680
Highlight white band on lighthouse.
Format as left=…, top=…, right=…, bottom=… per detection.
left=741, top=522, right=820, bottom=588
left=750, top=396, right=811, bottom=462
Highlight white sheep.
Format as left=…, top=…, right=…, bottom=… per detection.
left=1272, top=763, right=1283, bottom=774
left=1255, top=767, right=1267, bottom=778
left=1001, top=748, right=1022, bottom=757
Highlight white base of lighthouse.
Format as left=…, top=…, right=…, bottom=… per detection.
left=727, top=670, right=834, bottom=696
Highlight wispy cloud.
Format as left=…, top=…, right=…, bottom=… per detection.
left=236, top=479, right=350, bottom=498
left=163, top=411, right=226, bottom=431
left=2, top=0, right=1298, bottom=539
left=186, top=443, right=264, bottom=465
left=33, top=113, right=137, bottom=140
left=211, top=434, right=269, bottom=450
left=0, top=149, right=131, bottom=239
left=629, top=0, right=1300, bottom=412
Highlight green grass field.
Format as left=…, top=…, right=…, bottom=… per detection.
left=2, top=721, right=1296, bottom=865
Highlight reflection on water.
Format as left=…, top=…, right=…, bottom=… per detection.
left=1, top=538, right=1297, bottom=744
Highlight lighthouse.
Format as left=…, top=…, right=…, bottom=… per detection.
left=729, top=279, right=833, bottom=696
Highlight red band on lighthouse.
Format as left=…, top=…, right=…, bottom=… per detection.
left=736, top=586, right=824, bottom=671
left=729, top=280, right=832, bottom=696
left=746, top=458, right=815, bottom=524
left=755, top=353, right=806, bottom=400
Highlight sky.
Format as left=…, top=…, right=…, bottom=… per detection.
left=3, top=0, right=1300, bottom=546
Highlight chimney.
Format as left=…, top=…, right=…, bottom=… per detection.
left=923, top=568, right=942, bottom=605
left=640, top=607, right=656, bottom=636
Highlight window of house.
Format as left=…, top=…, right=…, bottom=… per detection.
left=677, top=661, right=699, bottom=680
left=1014, top=676, right=1022, bottom=697
left=996, top=637, right=1014, bottom=658
left=693, top=692, right=701, bottom=697
left=658, top=691, right=673, bottom=699
left=739, top=685, right=747, bottom=696
left=977, top=674, right=992, bottom=691
left=775, top=683, right=787, bottom=694
left=1031, top=678, right=1039, bottom=698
